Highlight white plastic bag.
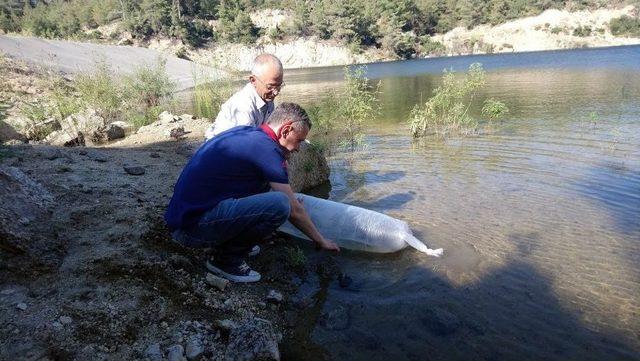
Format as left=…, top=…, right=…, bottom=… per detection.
left=278, top=194, right=443, bottom=256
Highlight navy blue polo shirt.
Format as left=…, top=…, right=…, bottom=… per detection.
left=165, top=126, right=288, bottom=230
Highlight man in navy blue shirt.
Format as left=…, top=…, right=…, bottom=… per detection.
left=166, top=102, right=340, bottom=282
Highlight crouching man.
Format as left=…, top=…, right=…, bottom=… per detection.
left=165, top=102, right=340, bottom=283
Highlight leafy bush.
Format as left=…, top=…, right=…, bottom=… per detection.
left=75, top=63, right=123, bottom=120
left=409, top=63, right=486, bottom=138
left=481, top=99, right=509, bottom=121
left=124, top=59, right=175, bottom=108
left=285, top=246, right=306, bottom=268
left=609, top=15, right=640, bottom=37
left=74, top=60, right=175, bottom=127
left=550, top=26, right=563, bottom=34
left=192, top=69, right=235, bottom=120
left=419, top=36, right=446, bottom=56
left=309, top=66, right=379, bottom=152
left=573, top=25, right=591, bottom=37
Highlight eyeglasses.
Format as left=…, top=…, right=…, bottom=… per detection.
left=253, top=75, right=285, bottom=92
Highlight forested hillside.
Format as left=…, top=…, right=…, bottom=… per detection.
left=1, top=0, right=638, bottom=58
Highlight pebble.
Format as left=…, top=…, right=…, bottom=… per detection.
left=123, top=165, right=146, bottom=176
left=1, top=289, right=15, bottom=295
left=59, top=316, right=72, bottom=324
left=185, top=336, right=204, bottom=360
left=145, top=343, right=163, bottom=361
left=149, top=152, right=161, bottom=158
left=214, top=319, right=236, bottom=331
left=52, top=321, right=63, bottom=329
left=266, top=290, right=283, bottom=303
left=16, top=302, right=27, bottom=311
left=167, top=344, right=185, bottom=361
left=205, top=273, right=229, bottom=291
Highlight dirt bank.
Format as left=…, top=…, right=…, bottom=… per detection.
left=0, top=56, right=337, bottom=361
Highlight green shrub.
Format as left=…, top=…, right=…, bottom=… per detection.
left=20, top=101, right=56, bottom=140
left=610, top=15, right=640, bottom=37
left=74, top=60, right=174, bottom=128
left=419, top=36, right=446, bottom=56
left=75, top=63, right=123, bottom=120
left=192, top=69, right=234, bottom=119
left=550, top=26, right=563, bottom=34
left=285, top=246, right=306, bottom=268
left=309, top=66, right=380, bottom=153
left=124, top=59, right=175, bottom=108
left=409, top=63, right=486, bottom=138
left=573, top=25, right=591, bottom=37
left=481, top=99, right=509, bottom=121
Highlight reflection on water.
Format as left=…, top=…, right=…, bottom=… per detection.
left=281, top=46, right=640, bottom=360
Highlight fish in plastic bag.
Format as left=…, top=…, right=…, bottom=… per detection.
left=278, top=194, right=443, bottom=256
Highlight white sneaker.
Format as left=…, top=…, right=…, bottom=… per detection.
left=206, top=259, right=261, bottom=283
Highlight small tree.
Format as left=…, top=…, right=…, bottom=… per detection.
left=410, top=63, right=486, bottom=138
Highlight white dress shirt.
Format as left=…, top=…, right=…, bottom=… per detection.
left=204, top=83, right=275, bottom=140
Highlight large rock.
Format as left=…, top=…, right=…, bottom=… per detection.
left=54, top=108, right=106, bottom=146
left=0, top=165, right=62, bottom=272
left=224, top=318, right=280, bottom=361
left=43, top=129, right=82, bottom=147
left=0, top=120, right=26, bottom=143
left=287, top=141, right=330, bottom=192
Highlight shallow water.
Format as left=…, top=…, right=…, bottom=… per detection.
left=280, top=46, right=640, bottom=360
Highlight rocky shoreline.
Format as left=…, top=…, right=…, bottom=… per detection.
left=0, top=135, right=339, bottom=360
left=1, top=57, right=337, bottom=360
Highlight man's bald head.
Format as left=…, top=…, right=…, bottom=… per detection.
left=251, top=54, right=283, bottom=78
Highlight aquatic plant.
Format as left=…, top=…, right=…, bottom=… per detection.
left=409, top=63, right=486, bottom=138
left=308, top=66, right=380, bottom=153
left=481, top=98, right=509, bottom=121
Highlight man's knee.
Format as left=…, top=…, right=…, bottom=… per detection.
left=270, top=191, right=291, bottom=223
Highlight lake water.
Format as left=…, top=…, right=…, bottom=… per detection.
left=277, top=46, right=640, bottom=360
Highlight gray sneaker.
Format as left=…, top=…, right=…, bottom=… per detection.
left=206, top=258, right=261, bottom=283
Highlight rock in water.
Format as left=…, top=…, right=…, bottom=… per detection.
left=287, top=141, right=330, bottom=192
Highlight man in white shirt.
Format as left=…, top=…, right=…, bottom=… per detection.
left=204, top=54, right=284, bottom=140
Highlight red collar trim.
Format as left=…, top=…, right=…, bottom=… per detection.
left=259, top=124, right=278, bottom=142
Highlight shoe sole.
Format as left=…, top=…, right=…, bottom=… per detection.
left=206, top=260, right=261, bottom=283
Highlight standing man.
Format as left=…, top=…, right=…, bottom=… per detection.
left=166, top=103, right=339, bottom=283
left=204, top=53, right=284, bottom=139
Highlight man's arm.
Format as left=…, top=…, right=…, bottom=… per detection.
left=270, top=182, right=340, bottom=252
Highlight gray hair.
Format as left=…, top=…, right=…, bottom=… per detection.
left=251, top=54, right=283, bottom=77
left=267, top=102, right=312, bottom=132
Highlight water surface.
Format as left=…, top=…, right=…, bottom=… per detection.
left=281, top=46, right=640, bottom=360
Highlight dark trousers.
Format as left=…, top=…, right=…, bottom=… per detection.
left=172, top=192, right=290, bottom=263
